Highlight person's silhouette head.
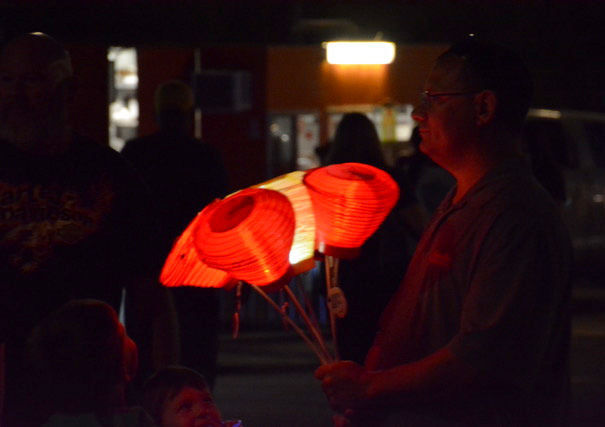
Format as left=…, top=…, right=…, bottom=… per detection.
left=154, top=80, right=194, bottom=134
left=326, top=112, right=386, bottom=169
left=412, top=39, right=532, bottom=171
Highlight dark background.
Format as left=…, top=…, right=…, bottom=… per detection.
left=1, top=0, right=605, bottom=112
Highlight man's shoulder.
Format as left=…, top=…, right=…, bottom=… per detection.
left=121, top=133, right=162, bottom=155
left=471, top=160, right=555, bottom=210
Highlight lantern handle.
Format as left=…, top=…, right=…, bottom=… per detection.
left=325, top=255, right=341, bottom=361
left=283, top=285, right=333, bottom=363
left=249, top=283, right=330, bottom=365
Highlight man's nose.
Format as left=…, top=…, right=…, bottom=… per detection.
left=411, top=104, right=426, bottom=123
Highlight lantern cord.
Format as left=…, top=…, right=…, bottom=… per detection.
left=283, top=284, right=333, bottom=363
left=249, top=283, right=330, bottom=365
left=325, top=255, right=341, bottom=361
left=296, top=275, right=321, bottom=335
left=232, top=282, right=243, bottom=339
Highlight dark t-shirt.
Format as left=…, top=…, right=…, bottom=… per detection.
left=122, top=131, right=228, bottom=253
left=0, top=134, right=159, bottom=368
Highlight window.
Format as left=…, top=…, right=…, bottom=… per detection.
left=108, top=47, right=138, bottom=151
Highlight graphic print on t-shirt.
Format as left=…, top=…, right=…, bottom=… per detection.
left=0, top=178, right=114, bottom=275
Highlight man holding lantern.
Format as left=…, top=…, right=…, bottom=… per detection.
left=316, top=39, right=572, bottom=426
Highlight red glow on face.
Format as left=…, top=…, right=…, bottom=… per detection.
left=304, top=162, right=399, bottom=259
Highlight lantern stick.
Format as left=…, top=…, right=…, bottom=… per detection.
left=283, top=285, right=333, bottom=363
left=249, top=283, right=330, bottom=365
left=324, top=255, right=341, bottom=361
left=295, top=275, right=321, bottom=336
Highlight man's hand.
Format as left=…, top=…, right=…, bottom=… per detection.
left=314, top=360, right=372, bottom=414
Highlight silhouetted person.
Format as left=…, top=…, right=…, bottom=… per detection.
left=26, top=299, right=155, bottom=426
left=0, top=33, right=179, bottom=425
left=395, top=126, right=455, bottom=217
left=122, top=80, right=229, bottom=389
left=523, top=120, right=568, bottom=208
left=322, top=112, right=419, bottom=364
left=316, top=40, right=572, bottom=426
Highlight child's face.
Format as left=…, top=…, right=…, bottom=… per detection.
left=162, top=386, right=223, bottom=427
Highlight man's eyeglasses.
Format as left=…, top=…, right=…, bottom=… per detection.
left=419, top=91, right=478, bottom=109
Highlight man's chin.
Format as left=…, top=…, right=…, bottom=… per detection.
left=418, top=140, right=430, bottom=156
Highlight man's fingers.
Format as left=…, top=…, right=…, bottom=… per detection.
left=315, top=360, right=359, bottom=380
left=314, top=363, right=332, bottom=379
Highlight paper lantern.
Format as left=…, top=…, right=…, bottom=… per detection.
left=193, top=188, right=295, bottom=287
left=254, top=171, right=316, bottom=275
left=303, top=162, right=399, bottom=259
left=159, top=211, right=236, bottom=289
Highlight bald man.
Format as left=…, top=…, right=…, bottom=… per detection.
left=0, top=32, right=74, bottom=155
left=0, top=33, right=179, bottom=425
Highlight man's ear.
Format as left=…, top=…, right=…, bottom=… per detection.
left=474, top=90, right=497, bottom=126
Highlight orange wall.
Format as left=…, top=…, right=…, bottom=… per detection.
left=197, top=45, right=268, bottom=191
left=387, top=45, right=449, bottom=105
left=267, top=44, right=447, bottom=144
left=267, top=44, right=447, bottom=109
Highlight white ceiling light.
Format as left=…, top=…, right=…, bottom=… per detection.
left=325, top=41, right=396, bottom=65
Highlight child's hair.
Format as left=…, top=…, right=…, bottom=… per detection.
left=142, top=365, right=210, bottom=423
left=26, top=298, right=137, bottom=413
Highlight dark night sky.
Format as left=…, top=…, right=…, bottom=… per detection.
left=1, top=0, right=604, bottom=111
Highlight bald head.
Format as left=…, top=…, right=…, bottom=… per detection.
left=0, top=32, right=74, bottom=154
left=2, top=33, right=73, bottom=84
left=154, top=80, right=194, bottom=133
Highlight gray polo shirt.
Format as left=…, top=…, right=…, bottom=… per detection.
left=367, top=158, right=572, bottom=425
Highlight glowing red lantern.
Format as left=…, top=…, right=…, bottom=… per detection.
left=193, top=188, right=295, bottom=287
left=303, top=162, right=399, bottom=259
left=253, top=171, right=316, bottom=275
left=159, top=211, right=236, bottom=289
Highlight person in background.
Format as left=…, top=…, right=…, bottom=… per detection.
left=0, top=32, right=179, bottom=425
left=26, top=299, right=155, bottom=426
left=143, top=365, right=242, bottom=427
left=322, top=112, right=422, bottom=364
left=522, top=119, right=568, bottom=210
left=122, top=80, right=229, bottom=389
left=316, top=39, right=572, bottom=426
left=394, top=125, right=455, bottom=218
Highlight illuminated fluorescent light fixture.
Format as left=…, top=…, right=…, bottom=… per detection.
left=325, top=41, right=396, bottom=64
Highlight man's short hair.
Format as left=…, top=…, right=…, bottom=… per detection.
left=440, top=39, right=533, bottom=131
left=154, top=80, right=194, bottom=114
